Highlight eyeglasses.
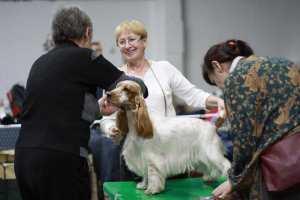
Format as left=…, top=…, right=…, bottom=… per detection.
left=117, top=36, right=143, bottom=47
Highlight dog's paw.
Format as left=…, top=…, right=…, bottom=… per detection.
left=202, top=175, right=218, bottom=182
left=145, top=188, right=160, bottom=195
left=136, top=182, right=147, bottom=190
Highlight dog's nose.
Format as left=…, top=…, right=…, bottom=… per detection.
left=106, top=92, right=112, bottom=98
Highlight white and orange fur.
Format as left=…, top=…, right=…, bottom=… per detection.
left=106, top=80, right=231, bottom=195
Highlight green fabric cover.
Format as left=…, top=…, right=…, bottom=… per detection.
left=104, top=177, right=226, bottom=200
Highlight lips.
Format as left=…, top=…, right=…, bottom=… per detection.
left=125, top=50, right=135, bottom=55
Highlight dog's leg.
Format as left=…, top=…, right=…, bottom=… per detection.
left=220, top=158, right=231, bottom=177
left=136, top=177, right=148, bottom=190
left=195, top=163, right=219, bottom=182
left=203, top=157, right=230, bottom=182
left=202, top=174, right=218, bottom=182
left=145, top=160, right=165, bottom=195
left=201, top=144, right=231, bottom=182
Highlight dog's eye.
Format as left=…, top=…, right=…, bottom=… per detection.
left=123, top=87, right=129, bottom=92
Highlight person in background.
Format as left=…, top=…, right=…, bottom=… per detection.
left=14, top=6, right=147, bottom=200
left=201, top=39, right=300, bottom=200
left=91, top=41, right=103, bottom=55
left=91, top=42, right=103, bottom=99
left=100, top=20, right=225, bottom=182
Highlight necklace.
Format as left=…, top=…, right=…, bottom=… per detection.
left=126, top=60, right=150, bottom=79
left=127, top=59, right=167, bottom=117
left=147, top=60, right=167, bottom=117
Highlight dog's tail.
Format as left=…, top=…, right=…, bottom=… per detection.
left=214, top=110, right=225, bottom=128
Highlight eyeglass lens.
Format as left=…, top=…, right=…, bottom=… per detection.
left=118, top=36, right=142, bottom=46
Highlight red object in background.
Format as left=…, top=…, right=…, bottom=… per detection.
left=8, top=91, right=21, bottom=117
left=205, top=108, right=218, bottom=121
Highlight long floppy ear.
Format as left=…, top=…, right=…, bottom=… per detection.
left=131, top=95, right=153, bottom=138
left=116, top=108, right=129, bottom=134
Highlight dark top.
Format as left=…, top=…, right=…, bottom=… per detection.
left=16, top=40, right=147, bottom=158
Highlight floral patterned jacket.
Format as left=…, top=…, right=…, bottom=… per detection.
left=223, top=55, right=300, bottom=200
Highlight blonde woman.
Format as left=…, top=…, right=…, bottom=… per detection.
left=100, top=20, right=225, bottom=181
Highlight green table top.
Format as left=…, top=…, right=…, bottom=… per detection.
left=103, top=177, right=227, bottom=200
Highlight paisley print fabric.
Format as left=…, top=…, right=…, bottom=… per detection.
left=223, top=56, right=300, bottom=200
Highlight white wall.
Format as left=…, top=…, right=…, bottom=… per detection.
left=0, top=0, right=179, bottom=97
left=1, top=0, right=300, bottom=107
left=0, top=2, right=55, bottom=97
left=184, top=0, right=300, bottom=94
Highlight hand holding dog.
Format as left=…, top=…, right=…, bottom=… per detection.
left=205, top=96, right=227, bottom=119
left=217, top=98, right=226, bottom=119
left=109, top=125, right=123, bottom=145
left=98, top=94, right=118, bottom=116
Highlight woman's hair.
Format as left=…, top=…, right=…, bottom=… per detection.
left=202, top=39, right=254, bottom=86
left=115, top=20, right=147, bottom=44
left=51, top=6, right=93, bottom=45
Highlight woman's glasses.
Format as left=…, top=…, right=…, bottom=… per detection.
left=117, top=36, right=143, bottom=47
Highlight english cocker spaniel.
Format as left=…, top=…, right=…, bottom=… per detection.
left=106, top=80, right=230, bottom=195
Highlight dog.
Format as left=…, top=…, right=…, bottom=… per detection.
left=106, top=80, right=231, bottom=195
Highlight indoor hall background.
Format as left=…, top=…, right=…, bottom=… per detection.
left=0, top=0, right=299, bottom=107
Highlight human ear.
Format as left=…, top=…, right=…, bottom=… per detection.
left=84, top=27, right=90, bottom=41
left=143, top=37, right=147, bottom=48
left=212, top=61, right=223, bottom=73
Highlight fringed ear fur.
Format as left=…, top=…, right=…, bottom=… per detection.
left=116, top=108, right=129, bottom=134
left=131, top=96, right=154, bottom=138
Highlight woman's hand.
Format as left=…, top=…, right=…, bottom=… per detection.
left=206, top=96, right=226, bottom=119
left=98, top=94, right=118, bottom=116
left=216, top=98, right=226, bottom=117
left=109, top=125, right=123, bottom=145
left=212, top=180, right=233, bottom=199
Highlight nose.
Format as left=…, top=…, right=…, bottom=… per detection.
left=106, top=92, right=112, bottom=98
left=125, top=41, right=132, bottom=48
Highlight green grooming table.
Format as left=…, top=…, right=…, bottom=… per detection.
left=103, top=177, right=227, bottom=200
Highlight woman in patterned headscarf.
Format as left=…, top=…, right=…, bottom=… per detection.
left=202, top=39, right=300, bottom=200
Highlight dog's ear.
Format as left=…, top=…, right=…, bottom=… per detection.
left=116, top=108, right=129, bottom=134
left=131, top=95, right=153, bottom=138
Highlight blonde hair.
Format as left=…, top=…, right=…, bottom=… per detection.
left=115, top=20, right=147, bottom=44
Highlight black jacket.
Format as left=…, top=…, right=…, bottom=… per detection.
left=16, top=40, right=147, bottom=158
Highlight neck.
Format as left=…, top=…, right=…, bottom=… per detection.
left=127, top=59, right=148, bottom=71
left=70, top=37, right=90, bottom=48
left=127, top=59, right=150, bottom=77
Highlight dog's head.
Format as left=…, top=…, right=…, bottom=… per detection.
left=106, top=80, right=143, bottom=110
left=107, top=80, right=153, bottom=138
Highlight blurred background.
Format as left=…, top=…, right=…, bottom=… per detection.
left=0, top=1, right=299, bottom=199
left=0, top=0, right=299, bottom=107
